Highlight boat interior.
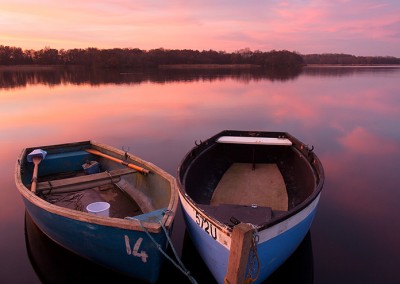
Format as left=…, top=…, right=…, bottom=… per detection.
left=38, top=174, right=144, bottom=219
left=21, top=145, right=171, bottom=219
left=180, top=140, right=318, bottom=227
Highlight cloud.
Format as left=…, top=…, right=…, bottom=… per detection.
left=338, top=127, right=399, bottom=155
left=0, top=0, right=399, bottom=56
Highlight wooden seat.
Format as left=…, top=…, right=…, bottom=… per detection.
left=37, top=168, right=136, bottom=193
left=198, top=203, right=272, bottom=227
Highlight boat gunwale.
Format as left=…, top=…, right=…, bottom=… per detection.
left=15, top=140, right=179, bottom=233
left=177, top=130, right=325, bottom=233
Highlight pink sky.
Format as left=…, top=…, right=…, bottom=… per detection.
left=1, top=0, right=399, bottom=56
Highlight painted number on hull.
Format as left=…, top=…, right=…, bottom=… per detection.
left=195, top=211, right=217, bottom=240
left=124, top=235, right=148, bottom=263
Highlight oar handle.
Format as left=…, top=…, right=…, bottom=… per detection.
left=86, top=149, right=150, bottom=174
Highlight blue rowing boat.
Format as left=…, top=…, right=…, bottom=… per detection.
left=177, top=130, right=325, bottom=283
left=15, top=141, right=179, bottom=283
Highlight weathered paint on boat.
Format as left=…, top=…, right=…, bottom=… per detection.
left=15, top=141, right=179, bottom=283
left=177, top=130, right=324, bottom=283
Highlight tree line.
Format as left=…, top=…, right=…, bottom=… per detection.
left=0, top=46, right=303, bottom=69
left=303, top=53, right=400, bottom=65
left=1, top=45, right=399, bottom=68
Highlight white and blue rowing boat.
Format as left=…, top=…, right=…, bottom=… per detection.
left=177, top=130, right=325, bottom=283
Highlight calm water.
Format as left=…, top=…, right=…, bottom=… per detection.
left=1, top=66, right=399, bottom=283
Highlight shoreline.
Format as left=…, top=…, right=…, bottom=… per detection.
left=305, top=64, right=400, bottom=68
left=158, top=64, right=261, bottom=69
left=1, top=64, right=399, bottom=72
left=0, top=65, right=80, bottom=71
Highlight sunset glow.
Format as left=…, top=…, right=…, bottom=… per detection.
left=1, top=0, right=399, bottom=56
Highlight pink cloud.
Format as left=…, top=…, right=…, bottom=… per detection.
left=0, top=1, right=399, bottom=55
left=338, top=127, right=399, bottom=155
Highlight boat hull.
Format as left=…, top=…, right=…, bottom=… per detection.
left=179, top=193, right=320, bottom=283
left=15, top=141, right=178, bottom=284
left=24, top=199, right=168, bottom=283
left=177, top=130, right=325, bottom=283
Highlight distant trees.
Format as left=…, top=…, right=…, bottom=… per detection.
left=0, top=46, right=26, bottom=65
left=1, top=45, right=399, bottom=68
left=0, top=45, right=305, bottom=69
left=303, top=53, right=400, bottom=65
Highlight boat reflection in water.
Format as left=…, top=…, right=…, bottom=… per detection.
left=25, top=211, right=314, bottom=283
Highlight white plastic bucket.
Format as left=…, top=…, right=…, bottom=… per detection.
left=86, top=202, right=110, bottom=217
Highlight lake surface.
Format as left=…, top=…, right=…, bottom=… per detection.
left=1, top=66, right=399, bottom=283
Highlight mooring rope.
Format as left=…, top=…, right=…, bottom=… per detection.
left=244, top=228, right=261, bottom=283
left=136, top=211, right=198, bottom=284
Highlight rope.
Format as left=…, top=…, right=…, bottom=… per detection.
left=46, top=180, right=53, bottom=194
left=160, top=210, right=189, bottom=272
left=135, top=211, right=198, bottom=284
left=244, top=228, right=261, bottom=284
left=105, top=170, right=114, bottom=183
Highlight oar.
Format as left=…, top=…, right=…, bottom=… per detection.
left=85, top=149, right=150, bottom=175
left=27, top=149, right=47, bottom=193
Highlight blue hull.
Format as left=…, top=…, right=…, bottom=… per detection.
left=24, top=199, right=168, bottom=283
left=16, top=141, right=179, bottom=284
left=252, top=206, right=317, bottom=283
left=181, top=195, right=319, bottom=284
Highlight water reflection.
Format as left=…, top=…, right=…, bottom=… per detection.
left=24, top=212, right=314, bottom=283
left=2, top=65, right=400, bottom=89
left=3, top=65, right=399, bottom=283
left=302, top=65, right=400, bottom=77
left=0, top=66, right=304, bottom=89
